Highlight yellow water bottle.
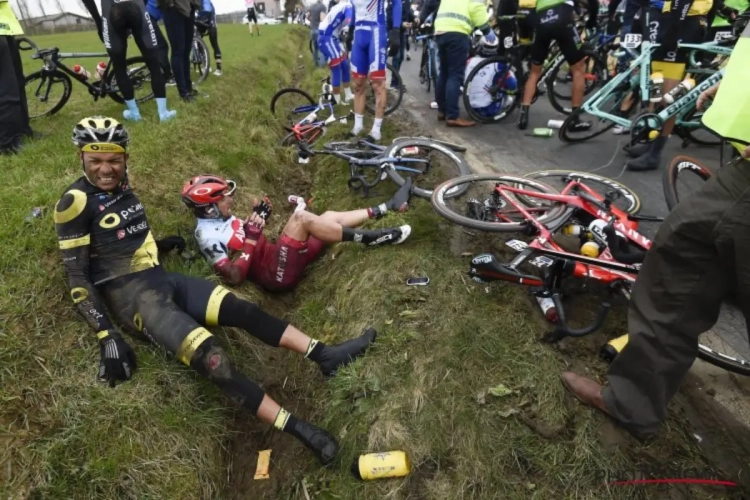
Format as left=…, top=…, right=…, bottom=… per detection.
left=600, top=334, right=629, bottom=362
left=352, top=451, right=412, bottom=480
left=580, top=241, right=600, bottom=258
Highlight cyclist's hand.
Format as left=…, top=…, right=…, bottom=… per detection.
left=97, top=330, right=137, bottom=388
left=388, top=27, right=401, bottom=57
left=252, top=196, right=273, bottom=221
left=483, top=30, right=498, bottom=45
left=742, top=144, right=750, bottom=159
left=696, top=84, right=718, bottom=110
left=244, top=217, right=264, bottom=241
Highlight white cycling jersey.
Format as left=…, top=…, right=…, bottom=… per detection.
left=319, top=0, right=353, bottom=36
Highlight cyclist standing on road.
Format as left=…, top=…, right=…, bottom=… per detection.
left=516, top=0, right=598, bottom=130
left=144, top=0, right=177, bottom=85
left=318, top=0, right=354, bottom=103
left=560, top=22, right=750, bottom=438
left=419, top=0, right=498, bottom=127
left=56, top=116, right=379, bottom=465
left=183, top=176, right=413, bottom=291
left=196, top=0, right=223, bottom=76
left=346, top=0, right=402, bottom=141
left=82, top=0, right=177, bottom=121
left=389, top=0, right=415, bottom=91
left=246, top=0, right=261, bottom=36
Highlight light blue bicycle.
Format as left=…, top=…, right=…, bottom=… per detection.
left=417, top=33, right=439, bottom=92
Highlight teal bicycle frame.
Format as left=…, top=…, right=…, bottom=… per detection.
left=580, top=40, right=732, bottom=130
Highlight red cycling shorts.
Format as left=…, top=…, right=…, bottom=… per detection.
left=250, top=234, right=326, bottom=292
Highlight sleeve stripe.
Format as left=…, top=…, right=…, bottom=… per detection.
left=59, top=234, right=91, bottom=250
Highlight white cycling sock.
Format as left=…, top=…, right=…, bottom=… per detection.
left=370, top=118, right=383, bottom=141
left=344, top=88, right=354, bottom=101
left=352, top=113, right=364, bottom=135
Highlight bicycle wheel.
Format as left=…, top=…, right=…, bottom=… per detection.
left=679, top=107, right=723, bottom=147
left=105, top=56, right=155, bottom=104
left=392, top=136, right=467, bottom=153
left=431, top=174, right=569, bottom=232
left=558, top=85, right=633, bottom=143
left=662, top=155, right=713, bottom=211
left=24, top=70, right=72, bottom=118
left=191, top=37, right=210, bottom=84
left=270, top=88, right=317, bottom=128
left=384, top=138, right=471, bottom=199
left=463, top=56, right=520, bottom=124
left=365, top=63, right=403, bottom=116
left=429, top=48, right=438, bottom=92
left=547, top=50, right=607, bottom=115
left=698, top=340, right=750, bottom=376
left=280, top=125, right=326, bottom=147
left=524, top=170, right=642, bottom=215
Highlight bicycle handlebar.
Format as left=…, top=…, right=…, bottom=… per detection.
left=16, top=36, right=38, bottom=51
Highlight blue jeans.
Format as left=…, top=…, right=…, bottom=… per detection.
left=390, top=31, right=407, bottom=87
left=435, top=32, right=470, bottom=120
left=162, top=7, right=195, bottom=96
left=310, top=30, right=324, bottom=67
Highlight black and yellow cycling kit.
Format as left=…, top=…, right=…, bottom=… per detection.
left=54, top=176, right=288, bottom=370
left=651, top=0, right=712, bottom=78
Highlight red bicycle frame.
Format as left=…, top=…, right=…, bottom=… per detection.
left=493, top=179, right=652, bottom=284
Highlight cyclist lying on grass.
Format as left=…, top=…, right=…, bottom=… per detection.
left=182, top=175, right=413, bottom=291
left=55, top=117, right=376, bottom=465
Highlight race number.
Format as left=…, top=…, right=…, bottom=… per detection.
left=714, top=30, right=732, bottom=42
left=621, top=33, right=642, bottom=49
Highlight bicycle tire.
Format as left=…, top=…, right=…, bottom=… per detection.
left=429, top=48, right=438, bottom=92
left=662, top=155, right=713, bottom=211
left=280, top=125, right=326, bottom=147
left=392, top=136, right=467, bottom=153
left=365, top=63, right=403, bottom=116
left=192, top=37, right=210, bottom=84
left=24, top=70, right=71, bottom=118
left=524, top=170, right=642, bottom=215
left=270, top=87, right=316, bottom=123
left=384, top=138, right=471, bottom=199
left=105, top=56, right=154, bottom=104
left=680, top=107, right=723, bottom=147
left=462, top=56, right=520, bottom=124
left=697, top=344, right=750, bottom=376
left=431, top=174, right=568, bottom=231
left=546, top=50, right=606, bottom=115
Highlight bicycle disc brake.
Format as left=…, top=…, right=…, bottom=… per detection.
left=630, top=112, right=663, bottom=145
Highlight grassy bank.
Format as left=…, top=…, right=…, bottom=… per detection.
left=1, top=24, right=734, bottom=499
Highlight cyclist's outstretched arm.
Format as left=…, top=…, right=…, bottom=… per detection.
left=468, top=0, right=492, bottom=34
left=54, top=193, right=115, bottom=335
left=81, top=0, right=104, bottom=42
left=210, top=222, right=264, bottom=286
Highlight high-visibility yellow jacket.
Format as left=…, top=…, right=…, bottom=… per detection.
left=0, top=0, right=24, bottom=36
left=435, top=0, right=490, bottom=35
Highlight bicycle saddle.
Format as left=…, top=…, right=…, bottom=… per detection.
left=468, top=253, right=543, bottom=286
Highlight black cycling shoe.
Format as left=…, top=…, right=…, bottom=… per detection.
left=568, top=117, right=592, bottom=132
left=517, top=105, right=529, bottom=130
left=626, top=151, right=660, bottom=171
left=623, top=142, right=650, bottom=158
left=317, top=327, right=378, bottom=377
left=367, top=225, right=412, bottom=247
left=291, top=419, right=339, bottom=466
left=385, top=177, right=413, bottom=213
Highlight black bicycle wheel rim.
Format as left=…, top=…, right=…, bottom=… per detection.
left=384, top=138, right=471, bottom=199
left=365, top=63, right=403, bottom=116
left=430, top=174, right=569, bottom=232
left=192, top=38, right=210, bottom=84
left=680, top=107, right=723, bottom=147
left=105, top=57, right=154, bottom=104
left=270, top=88, right=316, bottom=127
left=662, top=155, right=713, bottom=211
left=463, top=56, right=519, bottom=124
left=24, top=70, right=71, bottom=118
left=697, top=344, right=750, bottom=376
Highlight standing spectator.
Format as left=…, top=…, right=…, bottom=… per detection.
left=159, top=0, right=202, bottom=102
left=196, top=0, right=223, bottom=75
left=420, top=0, right=497, bottom=127
left=308, top=0, right=327, bottom=67
left=145, top=0, right=176, bottom=85
left=389, top=0, right=414, bottom=90
left=246, top=0, right=261, bottom=36
left=0, top=0, right=35, bottom=154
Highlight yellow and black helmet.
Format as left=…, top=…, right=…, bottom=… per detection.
left=72, top=116, right=130, bottom=153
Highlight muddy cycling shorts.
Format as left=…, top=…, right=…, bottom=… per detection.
left=351, top=23, right=387, bottom=79
left=247, top=7, right=258, bottom=23
left=530, top=4, right=584, bottom=66
left=102, top=267, right=228, bottom=366
left=651, top=12, right=707, bottom=79
left=318, top=34, right=346, bottom=66
left=251, top=234, right=326, bottom=292
left=101, top=0, right=158, bottom=55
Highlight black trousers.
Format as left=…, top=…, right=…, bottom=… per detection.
left=603, top=157, right=750, bottom=434
left=0, top=35, right=32, bottom=151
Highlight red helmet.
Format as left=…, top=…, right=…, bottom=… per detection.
left=181, top=175, right=236, bottom=217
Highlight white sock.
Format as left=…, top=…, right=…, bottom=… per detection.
left=344, top=88, right=354, bottom=101
left=352, top=113, right=364, bottom=134
left=370, top=118, right=383, bottom=140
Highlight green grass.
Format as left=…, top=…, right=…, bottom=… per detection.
left=0, top=24, right=729, bottom=499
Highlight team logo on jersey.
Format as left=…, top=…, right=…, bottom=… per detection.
left=117, top=229, right=126, bottom=239
left=99, top=205, right=106, bottom=212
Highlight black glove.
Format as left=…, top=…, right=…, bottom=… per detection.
left=155, top=235, right=186, bottom=255
left=345, top=28, right=354, bottom=53
left=388, top=28, right=401, bottom=57
left=97, top=330, right=137, bottom=388
left=586, top=15, right=598, bottom=31
left=253, top=196, right=273, bottom=221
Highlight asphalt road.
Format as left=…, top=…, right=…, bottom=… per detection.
left=394, top=48, right=749, bottom=362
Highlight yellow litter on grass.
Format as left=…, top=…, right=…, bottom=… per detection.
left=254, top=449, right=271, bottom=480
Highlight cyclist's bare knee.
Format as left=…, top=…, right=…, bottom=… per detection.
left=353, top=77, right=367, bottom=92
left=282, top=210, right=313, bottom=241
left=199, top=344, right=231, bottom=380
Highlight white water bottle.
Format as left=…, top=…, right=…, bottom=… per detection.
left=536, top=296, right=558, bottom=323
left=95, top=61, right=107, bottom=80
left=73, top=64, right=91, bottom=80
left=662, top=77, right=696, bottom=104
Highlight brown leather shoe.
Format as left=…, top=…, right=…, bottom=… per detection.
left=560, top=371, right=610, bottom=415
left=438, top=113, right=446, bottom=121
left=446, top=118, right=476, bottom=127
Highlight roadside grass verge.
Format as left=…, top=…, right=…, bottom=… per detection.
left=0, top=23, right=731, bottom=500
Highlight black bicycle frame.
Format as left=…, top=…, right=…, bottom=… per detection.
left=36, top=50, right=116, bottom=98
